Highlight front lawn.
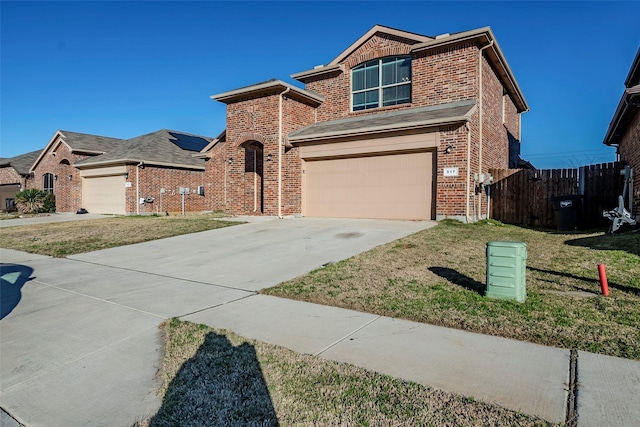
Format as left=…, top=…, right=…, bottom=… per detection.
left=264, top=220, right=640, bottom=359
left=0, top=214, right=240, bottom=257
left=139, top=319, right=553, bottom=426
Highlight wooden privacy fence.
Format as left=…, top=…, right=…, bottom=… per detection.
left=489, top=162, right=625, bottom=229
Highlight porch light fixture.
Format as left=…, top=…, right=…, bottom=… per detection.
left=54, top=175, right=58, bottom=180
left=266, top=154, right=272, bottom=162
left=444, top=145, right=453, bottom=154
left=228, top=158, right=233, bottom=164
left=68, top=175, right=72, bottom=180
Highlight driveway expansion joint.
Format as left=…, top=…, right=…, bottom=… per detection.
left=66, top=258, right=256, bottom=292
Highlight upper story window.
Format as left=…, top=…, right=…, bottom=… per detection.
left=43, top=173, right=54, bottom=194
left=352, top=56, right=411, bottom=111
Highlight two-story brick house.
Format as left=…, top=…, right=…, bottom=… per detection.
left=203, top=25, right=528, bottom=221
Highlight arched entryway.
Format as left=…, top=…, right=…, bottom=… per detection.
left=242, top=141, right=264, bottom=214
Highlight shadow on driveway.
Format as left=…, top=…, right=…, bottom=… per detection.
left=1, top=264, right=34, bottom=320
left=147, top=331, right=279, bottom=426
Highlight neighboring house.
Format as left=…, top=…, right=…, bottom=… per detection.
left=30, top=130, right=126, bottom=213
left=29, top=129, right=211, bottom=214
left=0, top=150, right=42, bottom=211
left=204, top=25, right=529, bottom=221
left=75, top=129, right=211, bottom=214
left=603, top=47, right=640, bottom=219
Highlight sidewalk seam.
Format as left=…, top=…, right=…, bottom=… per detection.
left=177, top=292, right=258, bottom=318
left=565, top=349, right=579, bottom=427
left=313, top=315, right=381, bottom=357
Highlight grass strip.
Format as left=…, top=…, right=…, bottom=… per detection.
left=140, top=319, right=554, bottom=426
left=0, top=214, right=240, bottom=257
left=264, top=220, right=640, bottom=359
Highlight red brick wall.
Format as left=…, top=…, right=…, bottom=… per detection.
left=619, top=111, right=640, bottom=218
left=436, top=124, right=471, bottom=219
left=0, top=167, right=28, bottom=188
left=304, top=40, right=479, bottom=122
left=305, top=34, right=418, bottom=122
left=479, top=56, right=522, bottom=218
left=31, top=143, right=89, bottom=212
left=205, top=142, right=227, bottom=212
left=125, top=165, right=206, bottom=214
left=412, top=43, right=478, bottom=108
left=213, top=93, right=315, bottom=216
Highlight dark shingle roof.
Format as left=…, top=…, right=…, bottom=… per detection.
left=0, top=150, right=43, bottom=175
left=289, top=100, right=476, bottom=142
left=59, top=130, right=126, bottom=153
left=74, top=129, right=213, bottom=169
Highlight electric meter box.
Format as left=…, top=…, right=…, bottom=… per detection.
left=486, top=241, right=527, bottom=302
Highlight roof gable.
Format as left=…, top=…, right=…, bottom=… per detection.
left=30, top=130, right=125, bottom=172
left=211, top=79, right=324, bottom=105
left=329, top=25, right=432, bottom=66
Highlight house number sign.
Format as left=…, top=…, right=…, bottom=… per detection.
left=443, top=167, right=459, bottom=177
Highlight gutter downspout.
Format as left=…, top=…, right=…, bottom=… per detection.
left=465, top=122, right=472, bottom=222
left=478, top=40, right=494, bottom=221
left=136, top=162, right=144, bottom=215
left=278, top=87, right=291, bottom=219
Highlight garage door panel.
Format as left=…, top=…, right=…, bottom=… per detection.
left=82, top=176, right=126, bottom=214
left=303, top=151, right=433, bottom=220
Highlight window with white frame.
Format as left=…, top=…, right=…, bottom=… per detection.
left=43, top=173, right=54, bottom=194
left=352, top=56, right=411, bottom=111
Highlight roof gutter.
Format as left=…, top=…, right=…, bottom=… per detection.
left=289, top=116, right=473, bottom=144
left=75, top=159, right=205, bottom=170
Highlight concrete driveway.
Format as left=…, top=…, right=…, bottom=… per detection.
left=0, top=217, right=433, bottom=426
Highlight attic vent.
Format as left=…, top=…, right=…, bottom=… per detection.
left=435, top=33, right=450, bottom=39
left=313, top=64, right=324, bottom=69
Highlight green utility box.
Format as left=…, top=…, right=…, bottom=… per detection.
left=486, top=241, right=527, bottom=302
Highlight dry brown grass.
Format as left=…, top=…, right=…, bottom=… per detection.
left=265, top=220, right=640, bottom=359
left=0, top=214, right=240, bottom=257
left=145, top=319, right=554, bottom=426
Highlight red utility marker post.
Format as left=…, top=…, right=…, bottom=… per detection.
left=598, top=264, right=610, bottom=296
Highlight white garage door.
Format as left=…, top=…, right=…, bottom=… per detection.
left=303, top=151, right=434, bottom=220
left=82, top=175, right=126, bottom=214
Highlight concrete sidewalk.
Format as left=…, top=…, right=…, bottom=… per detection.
left=1, top=217, right=639, bottom=426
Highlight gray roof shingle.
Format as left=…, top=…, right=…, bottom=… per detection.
left=59, top=130, right=126, bottom=153
left=74, top=129, right=213, bottom=169
left=289, top=100, right=476, bottom=142
left=0, top=150, right=43, bottom=175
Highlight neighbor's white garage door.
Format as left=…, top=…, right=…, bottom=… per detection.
left=82, top=175, right=126, bottom=214
left=303, top=151, right=434, bottom=220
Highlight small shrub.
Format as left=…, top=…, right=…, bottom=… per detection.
left=43, top=193, right=56, bottom=213
left=15, top=189, right=48, bottom=214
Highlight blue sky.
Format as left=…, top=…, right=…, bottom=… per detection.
left=1, top=1, right=638, bottom=169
